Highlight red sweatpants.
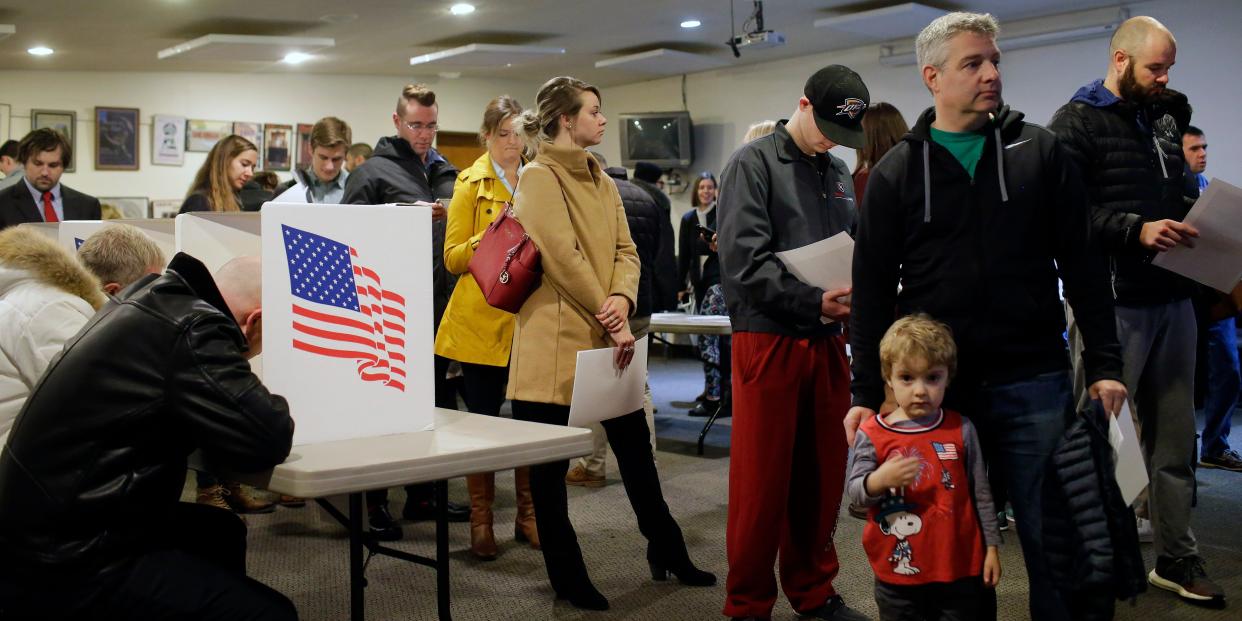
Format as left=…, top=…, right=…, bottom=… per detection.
left=723, top=331, right=851, bottom=618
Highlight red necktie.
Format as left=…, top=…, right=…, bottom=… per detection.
left=42, top=191, right=58, bottom=223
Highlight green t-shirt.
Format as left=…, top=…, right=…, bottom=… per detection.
left=930, top=127, right=986, bottom=179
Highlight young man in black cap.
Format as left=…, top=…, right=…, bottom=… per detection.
left=717, top=64, right=869, bottom=621
left=847, top=11, right=1129, bottom=619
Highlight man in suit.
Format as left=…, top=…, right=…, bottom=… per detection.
left=0, top=140, right=21, bottom=191
left=0, top=128, right=100, bottom=230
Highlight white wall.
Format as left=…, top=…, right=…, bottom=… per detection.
left=0, top=71, right=537, bottom=204
left=598, top=0, right=1242, bottom=222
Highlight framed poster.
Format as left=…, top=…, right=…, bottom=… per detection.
left=186, top=119, right=231, bottom=152
left=152, top=114, right=186, bottom=166
left=31, top=109, right=77, bottom=172
left=95, top=107, right=140, bottom=170
left=264, top=124, right=292, bottom=171
left=99, top=196, right=150, bottom=219
left=151, top=199, right=182, bottom=219
left=296, top=123, right=314, bottom=170
left=233, top=121, right=263, bottom=156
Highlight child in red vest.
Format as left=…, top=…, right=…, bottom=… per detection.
left=846, top=314, right=1002, bottom=619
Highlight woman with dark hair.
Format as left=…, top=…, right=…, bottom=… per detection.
left=678, top=171, right=729, bottom=417
left=179, top=135, right=259, bottom=214
left=435, top=95, right=539, bottom=560
left=852, top=102, right=909, bottom=207
left=508, top=76, right=714, bottom=610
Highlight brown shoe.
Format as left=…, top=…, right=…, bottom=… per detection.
left=467, top=473, right=497, bottom=560
left=564, top=464, right=605, bottom=488
left=223, top=481, right=276, bottom=514
left=278, top=495, right=306, bottom=508
left=196, top=484, right=232, bottom=511
left=514, top=466, right=540, bottom=549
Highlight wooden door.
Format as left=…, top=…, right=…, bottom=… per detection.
left=436, top=131, right=485, bottom=171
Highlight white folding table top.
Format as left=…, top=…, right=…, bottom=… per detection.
left=246, top=409, right=591, bottom=498
left=650, top=312, right=733, bottom=335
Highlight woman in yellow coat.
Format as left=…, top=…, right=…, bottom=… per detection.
left=435, top=95, right=538, bottom=560
left=508, top=76, right=715, bottom=611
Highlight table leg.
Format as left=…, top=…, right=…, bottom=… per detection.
left=697, top=394, right=727, bottom=455
left=436, top=480, right=452, bottom=620
left=349, top=492, right=366, bottom=621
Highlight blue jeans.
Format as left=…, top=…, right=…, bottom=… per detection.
left=1202, top=317, right=1239, bottom=458
left=962, top=371, right=1074, bottom=620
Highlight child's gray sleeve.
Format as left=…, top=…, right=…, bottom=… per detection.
left=963, top=418, right=1002, bottom=546
left=846, top=429, right=886, bottom=507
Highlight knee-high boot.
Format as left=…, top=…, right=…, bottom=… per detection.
left=513, top=466, right=540, bottom=549
left=467, top=472, right=497, bottom=560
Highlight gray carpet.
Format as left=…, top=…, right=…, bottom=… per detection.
left=199, top=356, right=1241, bottom=620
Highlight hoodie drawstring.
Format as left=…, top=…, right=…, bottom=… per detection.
left=1153, top=136, right=1169, bottom=178
left=922, top=141, right=932, bottom=223
left=995, top=127, right=1009, bottom=203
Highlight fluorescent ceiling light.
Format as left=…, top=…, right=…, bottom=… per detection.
left=450, top=3, right=475, bottom=15
left=410, top=43, right=565, bottom=67
left=681, top=20, right=702, bottom=29
left=27, top=46, right=54, bottom=56
left=283, top=52, right=312, bottom=64
left=157, top=34, right=335, bottom=61
left=879, top=21, right=1120, bottom=66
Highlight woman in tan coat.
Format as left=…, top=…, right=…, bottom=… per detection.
left=436, top=95, right=538, bottom=559
left=507, top=76, right=715, bottom=611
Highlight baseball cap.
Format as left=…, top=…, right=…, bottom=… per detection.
left=804, top=65, right=870, bottom=149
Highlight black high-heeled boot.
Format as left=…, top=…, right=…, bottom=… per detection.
left=554, top=581, right=610, bottom=611
left=648, top=559, right=717, bottom=586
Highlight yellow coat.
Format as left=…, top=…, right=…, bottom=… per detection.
left=434, top=152, right=517, bottom=367
left=506, top=143, right=640, bottom=406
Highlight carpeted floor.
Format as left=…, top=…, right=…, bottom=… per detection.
left=206, top=355, right=1241, bottom=620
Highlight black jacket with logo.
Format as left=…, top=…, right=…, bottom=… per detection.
left=850, top=106, right=1122, bottom=410
left=0, top=253, right=293, bottom=580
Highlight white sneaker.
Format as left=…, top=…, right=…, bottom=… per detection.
left=1136, top=516, right=1154, bottom=543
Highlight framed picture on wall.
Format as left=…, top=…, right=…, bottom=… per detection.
left=233, top=122, right=263, bottom=156
left=296, top=123, right=314, bottom=170
left=99, top=196, right=150, bottom=219
left=186, top=119, right=231, bottom=152
left=31, top=109, right=77, bottom=172
left=263, top=124, right=292, bottom=171
left=152, top=114, right=186, bottom=166
left=151, top=199, right=181, bottom=219
left=95, top=107, right=140, bottom=171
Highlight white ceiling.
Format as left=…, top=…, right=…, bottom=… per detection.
left=0, top=0, right=1123, bottom=86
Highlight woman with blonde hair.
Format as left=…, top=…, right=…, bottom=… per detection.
left=179, top=135, right=259, bottom=213
left=508, top=76, right=714, bottom=610
left=435, top=95, right=539, bottom=560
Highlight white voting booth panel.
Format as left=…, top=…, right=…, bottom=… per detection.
left=58, top=219, right=176, bottom=262
left=18, top=222, right=59, bottom=242
left=262, top=203, right=436, bottom=445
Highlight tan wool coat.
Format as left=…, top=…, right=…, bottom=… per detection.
left=506, top=142, right=640, bottom=406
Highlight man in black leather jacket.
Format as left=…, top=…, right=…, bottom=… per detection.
left=0, top=253, right=297, bottom=620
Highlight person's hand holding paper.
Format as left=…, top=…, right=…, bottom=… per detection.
left=775, top=231, right=855, bottom=323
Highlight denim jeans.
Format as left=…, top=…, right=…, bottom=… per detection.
left=1202, top=317, right=1239, bottom=458
left=961, top=370, right=1074, bottom=620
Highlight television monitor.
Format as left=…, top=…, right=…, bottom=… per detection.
left=618, top=111, right=693, bottom=168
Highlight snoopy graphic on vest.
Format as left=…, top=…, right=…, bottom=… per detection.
left=874, top=494, right=923, bottom=576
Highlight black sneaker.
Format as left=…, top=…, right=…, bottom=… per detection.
left=368, top=504, right=403, bottom=541
left=1149, top=555, right=1226, bottom=606
left=1200, top=449, right=1242, bottom=472
left=402, top=498, right=470, bottom=522
left=798, top=595, right=869, bottom=621
left=688, top=400, right=720, bottom=418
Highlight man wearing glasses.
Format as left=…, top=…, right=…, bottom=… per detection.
left=343, top=83, right=468, bottom=541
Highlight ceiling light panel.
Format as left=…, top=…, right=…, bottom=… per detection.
left=157, top=34, right=335, bottom=61
left=815, top=2, right=947, bottom=40
left=595, top=48, right=727, bottom=74
left=409, top=43, right=565, bottom=67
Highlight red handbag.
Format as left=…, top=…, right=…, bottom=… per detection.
left=468, top=203, right=542, bottom=313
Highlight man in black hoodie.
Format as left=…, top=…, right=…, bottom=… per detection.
left=847, top=12, right=1127, bottom=620
left=1050, top=16, right=1225, bottom=607
left=341, top=83, right=469, bottom=540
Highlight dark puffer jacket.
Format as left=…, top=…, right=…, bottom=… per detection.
left=1049, top=82, right=1196, bottom=306
left=1042, top=403, right=1147, bottom=620
left=606, top=167, right=661, bottom=318
left=632, top=177, right=680, bottom=312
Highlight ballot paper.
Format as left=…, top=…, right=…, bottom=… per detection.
left=1109, top=402, right=1149, bottom=507
left=567, top=336, right=648, bottom=428
left=1152, top=178, right=1242, bottom=292
left=775, top=232, right=854, bottom=323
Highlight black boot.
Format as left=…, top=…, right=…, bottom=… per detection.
left=368, top=503, right=403, bottom=541
left=402, top=483, right=469, bottom=522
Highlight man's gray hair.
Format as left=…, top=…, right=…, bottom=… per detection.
left=915, top=12, right=1001, bottom=69
left=77, top=224, right=166, bottom=289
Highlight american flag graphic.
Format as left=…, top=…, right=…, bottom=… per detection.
left=931, top=442, right=958, bottom=461
left=282, top=224, right=407, bottom=392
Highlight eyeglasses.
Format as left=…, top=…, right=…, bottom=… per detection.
left=402, top=121, right=439, bottom=134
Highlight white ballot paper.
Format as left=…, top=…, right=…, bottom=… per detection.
left=1152, top=178, right=1242, bottom=292
left=1109, top=402, right=1149, bottom=506
left=775, top=232, right=854, bottom=324
left=567, top=336, right=649, bottom=428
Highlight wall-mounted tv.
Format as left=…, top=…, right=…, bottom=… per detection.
left=618, top=111, right=693, bottom=168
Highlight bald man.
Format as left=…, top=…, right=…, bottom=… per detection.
left=0, top=253, right=298, bottom=620
left=1051, top=17, right=1225, bottom=607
